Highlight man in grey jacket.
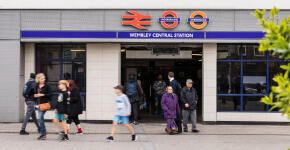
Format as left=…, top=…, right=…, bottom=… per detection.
left=180, top=79, right=199, bottom=133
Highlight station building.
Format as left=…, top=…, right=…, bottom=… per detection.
left=0, top=0, right=289, bottom=122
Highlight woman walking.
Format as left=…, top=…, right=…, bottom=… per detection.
left=66, top=80, right=83, bottom=134
left=161, top=86, right=180, bottom=135
left=53, top=80, right=70, bottom=141
left=34, top=73, right=52, bottom=140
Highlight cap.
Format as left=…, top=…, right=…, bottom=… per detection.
left=186, top=79, right=193, bottom=84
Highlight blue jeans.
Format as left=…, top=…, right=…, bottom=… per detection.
left=37, top=110, right=46, bottom=136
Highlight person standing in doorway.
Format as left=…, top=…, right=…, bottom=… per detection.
left=20, top=73, right=40, bottom=135
left=161, top=86, right=180, bottom=135
left=180, top=79, right=199, bottom=133
left=124, top=74, right=143, bottom=125
left=66, top=80, right=83, bottom=134
left=153, top=74, right=166, bottom=115
left=34, top=73, right=52, bottom=140
left=106, top=85, right=137, bottom=142
left=167, top=72, right=182, bottom=133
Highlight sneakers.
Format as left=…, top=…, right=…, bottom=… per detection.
left=106, top=136, right=114, bottom=142
left=132, top=121, right=139, bottom=125
left=20, top=130, right=29, bottom=135
left=131, top=134, right=138, bottom=141
left=192, top=129, right=199, bottom=133
left=106, top=135, right=138, bottom=142
left=77, top=128, right=83, bottom=135
left=37, top=135, right=47, bottom=140
left=60, top=134, right=69, bottom=141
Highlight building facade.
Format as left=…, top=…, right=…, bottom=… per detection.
left=0, top=1, right=290, bottom=122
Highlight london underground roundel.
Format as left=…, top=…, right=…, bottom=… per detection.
left=187, top=11, right=209, bottom=30
left=159, top=11, right=180, bottom=29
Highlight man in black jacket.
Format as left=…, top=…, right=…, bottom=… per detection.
left=20, top=73, right=40, bottom=135
left=180, top=79, right=199, bottom=133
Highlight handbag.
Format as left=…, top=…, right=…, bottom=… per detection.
left=37, top=87, right=51, bottom=112
left=39, top=102, right=51, bottom=112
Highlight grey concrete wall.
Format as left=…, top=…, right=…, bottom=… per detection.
left=18, top=10, right=290, bottom=32
left=0, top=41, right=21, bottom=122
left=0, top=10, right=22, bottom=122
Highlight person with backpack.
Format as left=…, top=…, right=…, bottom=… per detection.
left=180, top=79, right=199, bottom=133
left=20, top=73, right=40, bottom=135
left=124, top=74, right=143, bottom=125
left=66, top=80, right=84, bottom=134
left=168, top=72, right=182, bottom=133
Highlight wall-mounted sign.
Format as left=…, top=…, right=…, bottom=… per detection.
left=187, top=11, right=209, bottom=30
left=122, top=10, right=209, bottom=30
left=122, top=10, right=152, bottom=30
left=159, top=10, right=180, bottom=29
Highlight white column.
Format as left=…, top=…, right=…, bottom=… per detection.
left=202, top=43, right=217, bottom=122
left=24, top=43, right=35, bottom=81
left=86, top=43, right=121, bottom=120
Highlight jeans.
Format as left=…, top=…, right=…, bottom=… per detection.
left=37, top=110, right=46, bottom=136
left=21, top=101, right=40, bottom=130
left=182, top=109, right=197, bottom=130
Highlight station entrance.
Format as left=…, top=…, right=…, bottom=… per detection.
left=121, top=44, right=203, bottom=122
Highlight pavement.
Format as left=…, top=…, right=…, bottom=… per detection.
left=0, top=122, right=289, bottom=150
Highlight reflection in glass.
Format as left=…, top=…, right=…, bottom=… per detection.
left=243, top=62, right=266, bottom=94
left=217, top=96, right=241, bottom=111
left=217, top=45, right=240, bottom=60
left=243, top=97, right=265, bottom=111
left=217, top=62, right=240, bottom=94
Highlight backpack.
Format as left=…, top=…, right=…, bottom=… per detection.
left=22, top=80, right=35, bottom=99
left=125, top=81, right=138, bottom=96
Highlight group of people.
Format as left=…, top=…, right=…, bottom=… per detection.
left=19, top=71, right=199, bottom=142
left=20, top=73, right=83, bottom=141
left=153, top=72, right=199, bottom=134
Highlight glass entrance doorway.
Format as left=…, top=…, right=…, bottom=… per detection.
left=121, top=44, right=203, bottom=122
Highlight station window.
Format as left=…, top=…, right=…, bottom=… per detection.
left=217, top=44, right=290, bottom=112
left=36, top=44, right=86, bottom=110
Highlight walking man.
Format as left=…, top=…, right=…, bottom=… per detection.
left=20, top=73, right=40, bottom=135
left=180, top=79, right=199, bottom=133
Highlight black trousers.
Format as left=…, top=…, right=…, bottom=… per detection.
left=175, top=105, right=183, bottom=133
left=67, top=115, right=80, bottom=125
left=130, top=102, right=139, bottom=122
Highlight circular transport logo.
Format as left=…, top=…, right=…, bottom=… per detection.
left=187, top=11, right=209, bottom=30
left=159, top=10, right=180, bottom=29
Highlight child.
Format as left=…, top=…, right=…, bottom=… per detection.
left=106, top=85, right=137, bottom=142
left=53, top=80, right=70, bottom=141
left=161, top=86, right=180, bottom=135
